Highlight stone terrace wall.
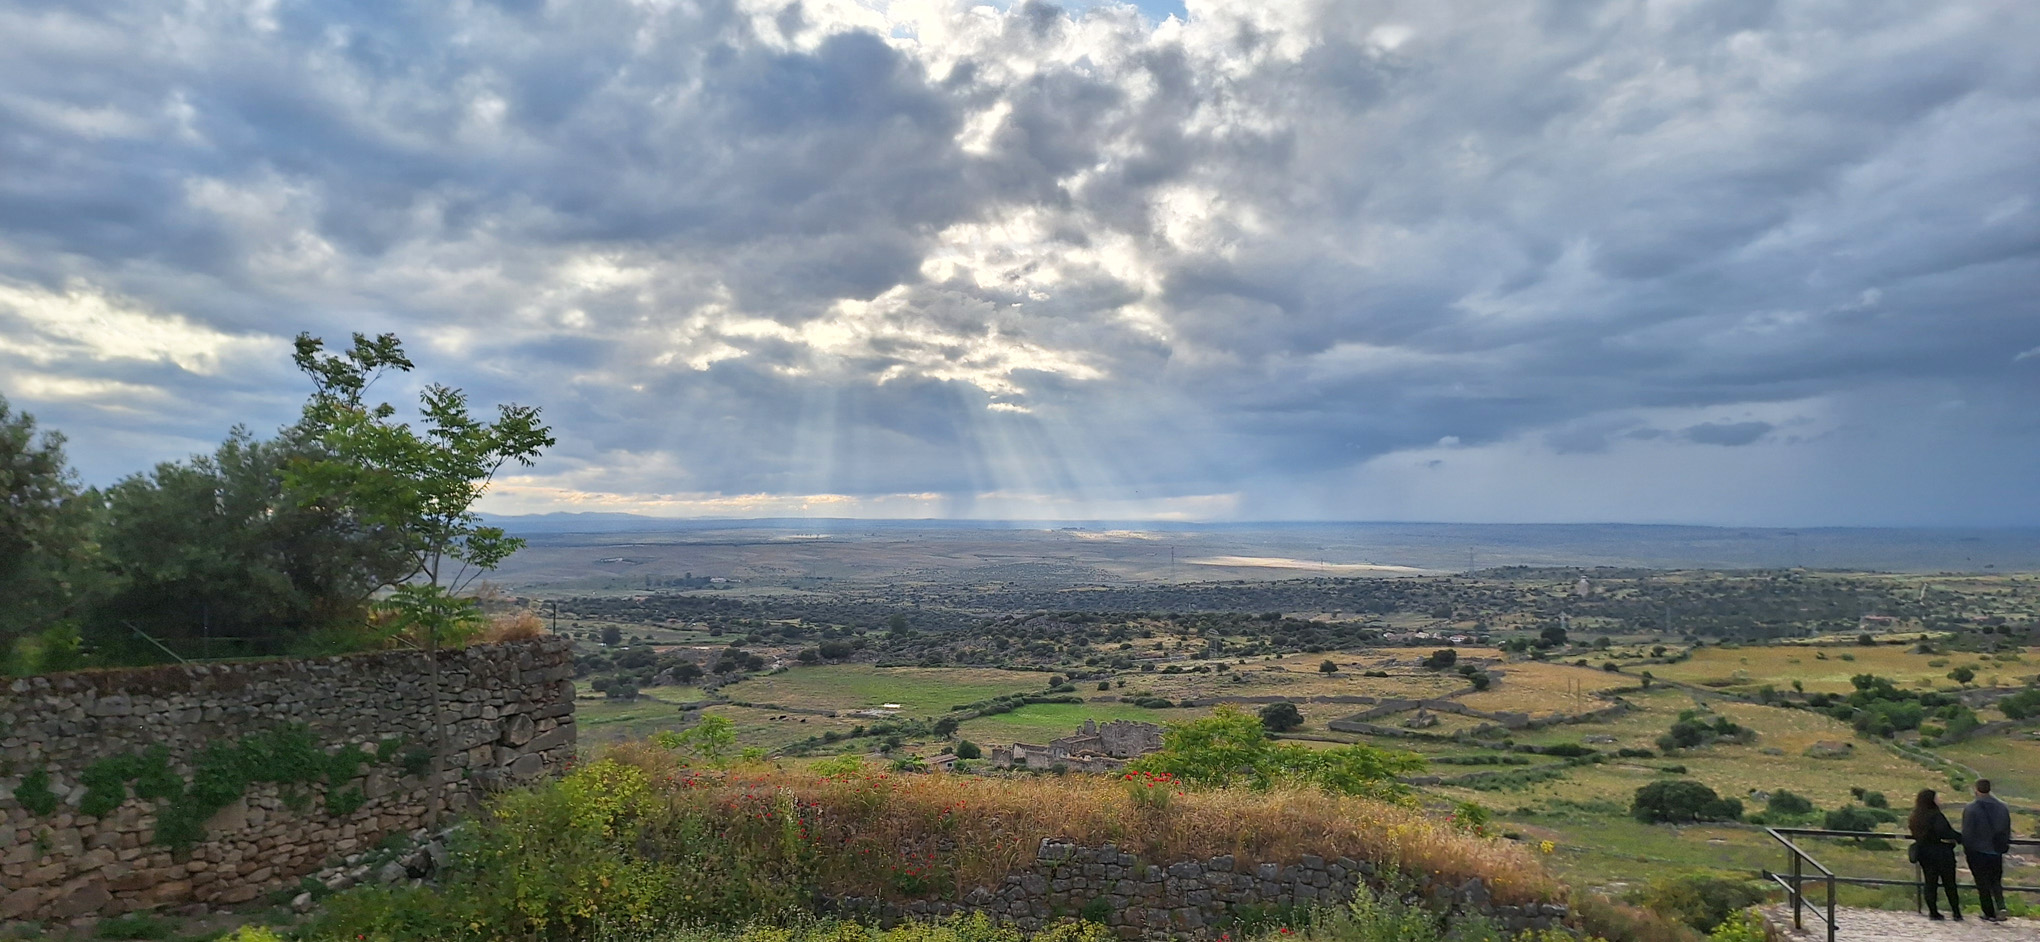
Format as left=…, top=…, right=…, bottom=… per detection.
left=0, top=637, right=575, bottom=923
left=854, top=840, right=1569, bottom=941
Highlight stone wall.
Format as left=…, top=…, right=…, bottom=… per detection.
left=852, top=840, right=1569, bottom=940
left=0, top=637, right=576, bottom=923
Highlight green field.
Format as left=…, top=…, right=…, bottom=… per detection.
left=720, top=665, right=1049, bottom=716
left=1938, top=732, right=2040, bottom=805
left=955, top=701, right=1204, bottom=744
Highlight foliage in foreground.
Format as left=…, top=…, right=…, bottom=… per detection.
left=1127, top=706, right=1426, bottom=801
left=1624, top=874, right=1769, bottom=935
left=301, top=752, right=1558, bottom=941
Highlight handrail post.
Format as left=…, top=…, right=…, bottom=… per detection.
left=1792, top=849, right=1804, bottom=930
left=1836, top=872, right=1852, bottom=941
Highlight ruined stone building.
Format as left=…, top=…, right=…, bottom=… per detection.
left=990, top=719, right=1165, bottom=773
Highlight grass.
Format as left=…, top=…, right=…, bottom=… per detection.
left=301, top=751, right=1564, bottom=942
left=722, top=666, right=1048, bottom=716
left=1937, top=731, right=2040, bottom=805
left=955, top=701, right=1206, bottom=744
left=1455, top=661, right=1628, bottom=718
left=1646, top=643, right=2040, bottom=696
left=609, top=750, right=1564, bottom=905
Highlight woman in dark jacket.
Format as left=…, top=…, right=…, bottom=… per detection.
left=1909, top=788, right=1963, bottom=920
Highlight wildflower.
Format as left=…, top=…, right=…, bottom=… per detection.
left=1539, top=840, right=1556, bottom=855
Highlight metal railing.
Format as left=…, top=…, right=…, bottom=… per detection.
left=1764, top=827, right=2040, bottom=940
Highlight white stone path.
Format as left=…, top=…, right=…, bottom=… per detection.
left=1765, top=904, right=2040, bottom=941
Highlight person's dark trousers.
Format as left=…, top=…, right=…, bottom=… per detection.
left=1922, top=856, right=1961, bottom=918
left=1965, top=849, right=2006, bottom=919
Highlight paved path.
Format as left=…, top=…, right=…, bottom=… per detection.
left=1765, top=904, right=2040, bottom=940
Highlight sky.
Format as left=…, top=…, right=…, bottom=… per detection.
left=2, top=0, right=2037, bottom=526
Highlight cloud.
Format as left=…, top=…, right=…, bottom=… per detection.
left=1680, top=421, right=1775, bottom=447
left=0, top=0, right=2036, bottom=523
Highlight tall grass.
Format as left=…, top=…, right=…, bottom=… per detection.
left=302, top=746, right=1563, bottom=941
left=606, top=743, right=1561, bottom=905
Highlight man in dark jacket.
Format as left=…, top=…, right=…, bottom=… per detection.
left=1961, top=779, right=2013, bottom=921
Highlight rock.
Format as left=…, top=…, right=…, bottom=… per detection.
left=499, top=714, right=537, bottom=747
left=292, top=892, right=315, bottom=913
left=378, top=861, right=409, bottom=885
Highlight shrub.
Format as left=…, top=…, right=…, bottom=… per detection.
left=1571, top=892, right=1706, bottom=942
left=1259, top=702, right=1305, bottom=732
left=1632, top=781, right=1741, bottom=824
left=1707, top=909, right=1768, bottom=942
left=1319, top=659, right=1339, bottom=674
left=1629, top=873, right=1769, bottom=934
left=1999, top=688, right=2040, bottom=720
left=1765, top=790, right=1814, bottom=817
left=1822, top=805, right=1885, bottom=833
left=953, top=740, right=982, bottom=760
left=1421, top=649, right=1458, bottom=671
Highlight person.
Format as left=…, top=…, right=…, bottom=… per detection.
left=1960, top=778, right=2013, bottom=922
left=1909, top=788, right=1962, bottom=920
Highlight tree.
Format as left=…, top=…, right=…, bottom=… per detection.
left=288, top=332, right=553, bottom=823
left=1258, top=701, right=1304, bottom=732
left=1318, top=659, right=1338, bottom=674
left=1632, top=780, right=1742, bottom=824
left=1, top=395, right=101, bottom=673
left=1127, top=706, right=1422, bottom=800
left=1421, top=649, right=1458, bottom=670
left=1948, top=665, right=1976, bottom=684
left=600, top=625, right=623, bottom=646
left=89, top=428, right=415, bottom=658
left=953, top=740, right=982, bottom=760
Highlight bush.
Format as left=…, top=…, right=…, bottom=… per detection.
left=1421, top=649, right=1458, bottom=670
left=1765, top=789, right=1814, bottom=817
left=1630, top=872, right=1770, bottom=933
left=953, top=740, right=982, bottom=760
left=1707, top=909, right=1768, bottom=942
left=1571, top=892, right=1706, bottom=942
left=1632, top=780, right=1741, bottom=824
left=1822, top=805, right=1885, bottom=833
left=1258, top=701, right=1305, bottom=733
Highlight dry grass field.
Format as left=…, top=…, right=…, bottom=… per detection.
left=1646, top=642, right=2038, bottom=695
left=1456, top=660, right=1630, bottom=718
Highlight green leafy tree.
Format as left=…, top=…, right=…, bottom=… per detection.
left=1128, top=705, right=1422, bottom=800
left=656, top=713, right=737, bottom=766
left=1257, top=701, right=1304, bottom=732
left=288, top=332, right=553, bottom=821
left=1632, top=780, right=1742, bottom=824
left=1, top=395, right=101, bottom=673
left=88, top=429, right=416, bottom=658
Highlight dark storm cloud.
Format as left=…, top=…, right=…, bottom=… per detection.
left=0, top=0, right=2036, bottom=523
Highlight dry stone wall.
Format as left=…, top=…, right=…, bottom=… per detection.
left=0, top=637, right=575, bottom=923
left=851, top=840, right=1569, bottom=940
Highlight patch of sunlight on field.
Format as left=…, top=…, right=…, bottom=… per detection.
left=1456, top=661, right=1629, bottom=717
left=957, top=701, right=1203, bottom=745
left=719, top=665, right=1046, bottom=715
left=1650, top=644, right=2037, bottom=695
